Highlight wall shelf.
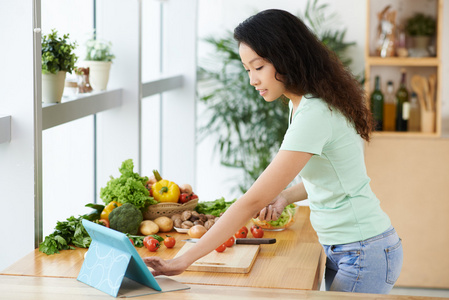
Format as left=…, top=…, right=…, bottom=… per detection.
left=42, top=89, right=122, bottom=130
left=366, top=57, right=440, bottom=67
left=142, top=74, right=183, bottom=98
left=0, top=115, right=11, bottom=143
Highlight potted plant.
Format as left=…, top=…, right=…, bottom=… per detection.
left=41, top=29, right=78, bottom=103
left=82, top=36, right=115, bottom=91
left=405, top=13, right=436, bottom=57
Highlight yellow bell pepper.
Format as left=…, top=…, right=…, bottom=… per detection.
left=151, top=179, right=180, bottom=203
left=100, top=201, right=122, bottom=221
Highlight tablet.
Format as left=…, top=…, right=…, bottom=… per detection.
left=78, top=219, right=162, bottom=297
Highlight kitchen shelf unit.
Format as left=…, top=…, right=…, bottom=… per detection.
left=364, top=0, right=443, bottom=137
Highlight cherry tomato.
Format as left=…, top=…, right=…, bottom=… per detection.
left=235, top=229, right=247, bottom=239
left=143, top=235, right=156, bottom=248
left=250, top=225, right=257, bottom=235
left=252, top=225, right=264, bottom=238
left=190, top=193, right=198, bottom=200
left=241, top=226, right=249, bottom=234
left=145, top=238, right=160, bottom=252
left=224, top=236, right=235, bottom=247
left=215, top=243, right=227, bottom=252
left=98, top=219, right=109, bottom=228
left=164, top=235, right=176, bottom=248
left=179, top=193, right=191, bottom=204
left=129, top=238, right=135, bottom=245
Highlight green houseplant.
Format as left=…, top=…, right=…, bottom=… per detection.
left=198, top=0, right=357, bottom=194
left=41, top=29, right=78, bottom=103
left=82, top=36, right=115, bottom=91
left=405, top=13, right=436, bottom=57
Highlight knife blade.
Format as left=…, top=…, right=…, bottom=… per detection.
left=182, top=238, right=276, bottom=245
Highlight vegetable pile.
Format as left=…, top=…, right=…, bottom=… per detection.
left=39, top=159, right=200, bottom=255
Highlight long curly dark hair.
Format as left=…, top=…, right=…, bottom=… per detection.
left=234, top=9, right=374, bottom=142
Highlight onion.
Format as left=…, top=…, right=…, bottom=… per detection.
left=180, top=183, right=193, bottom=195
left=188, top=225, right=207, bottom=238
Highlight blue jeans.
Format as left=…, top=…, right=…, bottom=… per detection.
left=322, top=226, right=403, bottom=294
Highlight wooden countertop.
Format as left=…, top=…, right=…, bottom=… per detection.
left=2, top=206, right=324, bottom=290
left=0, top=275, right=438, bottom=300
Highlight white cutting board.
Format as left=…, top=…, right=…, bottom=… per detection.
left=174, top=242, right=260, bottom=274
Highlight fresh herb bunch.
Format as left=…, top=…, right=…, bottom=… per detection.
left=100, top=159, right=157, bottom=210
left=41, top=29, right=78, bottom=74
left=85, top=37, right=115, bottom=62
left=39, top=203, right=104, bottom=255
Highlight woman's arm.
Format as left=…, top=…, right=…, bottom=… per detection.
left=281, top=181, right=308, bottom=205
left=256, top=181, right=308, bottom=222
left=144, top=150, right=312, bottom=276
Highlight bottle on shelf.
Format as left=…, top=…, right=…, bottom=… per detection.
left=370, top=76, right=384, bottom=131
left=408, top=92, right=421, bottom=132
left=383, top=81, right=396, bottom=131
left=395, top=69, right=409, bottom=131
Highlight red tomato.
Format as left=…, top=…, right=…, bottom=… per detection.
left=145, top=238, right=160, bottom=252
left=250, top=225, right=257, bottom=235
left=98, top=219, right=109, bottom=228
left=252, top=225, right=264, bottom=238
left=215, top=243, right=227, bottom=252
left=129, top=238, right=135, bottom=245
left=241, top=226, right=249, bottom=234
left=224, top=236, right=235, bottom=247
left=143, top=236, right=156, bottom=248
left=190, top=193, right=198, bottom=200
left=235, top=229, right=247, bottom=239
left=164, top=235, right=176, bottom=248
left=179, top=193, right=191, bottom=204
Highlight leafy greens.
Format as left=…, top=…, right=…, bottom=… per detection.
left=100, top=159, right=157, bottom=210
left=195, top=197, right=237, bottom=217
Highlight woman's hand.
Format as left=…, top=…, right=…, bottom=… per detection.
left=143, top=256, right=188, bottom=277
left=255, top=193, right=289, bottom=222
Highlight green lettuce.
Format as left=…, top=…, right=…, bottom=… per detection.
left=195, top=197, right=237, bottom=217
left=100, top=159, right=157, bottom=210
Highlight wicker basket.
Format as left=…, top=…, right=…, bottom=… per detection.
left=143, top=199, right=198, bottom=220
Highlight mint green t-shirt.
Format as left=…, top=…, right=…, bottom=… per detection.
left=280, top=96, right=391, bottom=245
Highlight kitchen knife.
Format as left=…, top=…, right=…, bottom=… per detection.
left=182, top=238, right=276, bottom=245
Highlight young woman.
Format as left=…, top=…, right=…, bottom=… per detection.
left=144, top=9, right=403, bottom=294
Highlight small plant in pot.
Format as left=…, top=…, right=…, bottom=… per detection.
left=405, top=13, right=436, bottom=57
left=41, top=29, right=78, bottom=103
left=82, top=36, right=115, bottom=91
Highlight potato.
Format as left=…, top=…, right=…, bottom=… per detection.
left=153, top=216, right=174, bottom=232
left=139, top=220, right=159, bottom=235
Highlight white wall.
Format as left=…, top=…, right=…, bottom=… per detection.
left=0, top=1, right=36, bottom=271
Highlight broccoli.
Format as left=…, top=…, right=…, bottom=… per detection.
left=109, top=203, right=143, bottom=235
